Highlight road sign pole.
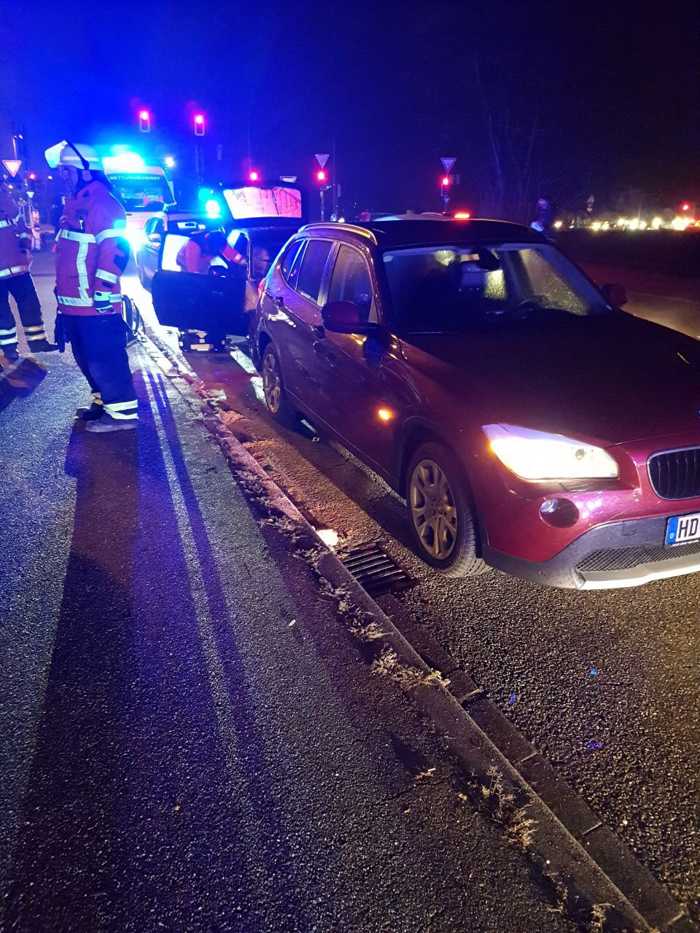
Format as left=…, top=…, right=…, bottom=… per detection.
left=332, top=138, right=338, bottom=219
left=440, top=157, right=456, bottom=212
left=315, top=153, right=330, bottom=221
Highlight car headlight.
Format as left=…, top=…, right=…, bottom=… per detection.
left=483, top=423, right=618, bottom=480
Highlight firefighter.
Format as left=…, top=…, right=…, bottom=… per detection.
left=175, top=229, right=228, bottom=274
left=0, top=178, right=56, bottom=360
left=45, top=140, right=136, bottom=432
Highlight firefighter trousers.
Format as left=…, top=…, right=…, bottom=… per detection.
left=0, top=273, right=45, bottom=353
left=62, top=314, right=138, bottom=422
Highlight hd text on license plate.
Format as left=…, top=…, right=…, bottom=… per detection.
left=665, top=512, right=700, bottom=546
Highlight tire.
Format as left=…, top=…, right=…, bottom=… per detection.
left=406, top=441, right=490, bottom=577
left=261, top=344, right=297, bottom=428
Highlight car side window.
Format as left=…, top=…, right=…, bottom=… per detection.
left=296, top=239, right=333, bottom=303
left=287, top=239, right=307, bottom=290
left=281, top=240, right=302, bottom=281
left=327, top=245, right=377, bottom=322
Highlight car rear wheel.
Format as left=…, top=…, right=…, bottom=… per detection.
left=261, top=344, right=297, bottom=428
left=406, top=442, right=489, bottom=577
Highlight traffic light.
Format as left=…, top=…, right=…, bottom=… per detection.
left=316, top=168, right=328, bottom=184
left=681, top=201, right=690, bottom=212
left=138, top=109, right=151, bottom=133
left=193, top=113, right=206, bottom=137
left=248, top=169, right=260, bottom=182
left=441, top=175, right=451, bottom=188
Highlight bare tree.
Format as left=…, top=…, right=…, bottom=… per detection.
left=473, top=54, right=542, bottom=222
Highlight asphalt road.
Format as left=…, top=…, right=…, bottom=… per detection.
left=0, top=259, right=571, bottom=932
left=583, top=263, right=700, bottom=339
left=123, top=264, right=700, bottom=918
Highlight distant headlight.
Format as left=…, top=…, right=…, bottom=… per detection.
left=126, top=228, right=147, bottom=251
left=483, top=424, right=619, bottom=480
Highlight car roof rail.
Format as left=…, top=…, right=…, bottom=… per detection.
left=299, top=222, right=378, bottom=245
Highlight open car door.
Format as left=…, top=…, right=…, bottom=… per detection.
left=151, top=233, right=248, bottom=336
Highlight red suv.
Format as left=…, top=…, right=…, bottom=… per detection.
left=251, top=219, right=700, bottom=589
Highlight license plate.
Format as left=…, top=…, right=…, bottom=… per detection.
left=665, top=512, right=700, bottom=546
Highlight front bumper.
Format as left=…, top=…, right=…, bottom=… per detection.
left=483, top=514, right=700, bottom=589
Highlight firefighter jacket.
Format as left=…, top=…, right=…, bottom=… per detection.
left=55, top=180, right=129, bottom=316
left=0, top=186, right=31, bottom=280
left=176, top=238, right=211, bottom=274
left=176, top=232, right=247, bottom=275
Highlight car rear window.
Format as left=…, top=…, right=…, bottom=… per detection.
left=296, top=239, right=333, bottom=303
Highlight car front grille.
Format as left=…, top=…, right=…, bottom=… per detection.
left=577, top=540, right=700, bottom=574
left=648, top=448, right=700, bottom=499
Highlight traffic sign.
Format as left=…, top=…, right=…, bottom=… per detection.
left=440, top=157, right=456, bottom=173
left=2, top=159, right=22, bottom=177
left=315, top=153, right=330, bottom=168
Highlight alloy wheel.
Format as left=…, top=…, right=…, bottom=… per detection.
left=262, top=349, right=282, bottom=414
left=409, top=458, right=459, bottom=560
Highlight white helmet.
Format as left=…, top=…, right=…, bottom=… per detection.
left=45, top=140, right=102, bottom=171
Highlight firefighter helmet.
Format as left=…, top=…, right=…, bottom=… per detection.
left=44, top=140, right=102, bottom=171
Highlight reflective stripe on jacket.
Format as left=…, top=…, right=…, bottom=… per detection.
left=55, top=181, right=130, bottom=316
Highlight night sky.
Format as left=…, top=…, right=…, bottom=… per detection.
left=1, top=1, right=697, bottom=217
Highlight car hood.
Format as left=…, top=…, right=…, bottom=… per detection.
left=400, top=312, right=700, bottom=445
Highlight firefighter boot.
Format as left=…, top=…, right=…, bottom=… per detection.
left=85, top=412, right=138, bottom=433
left=77, top=403, right=104, bottom=421
left=76, top=393, right=104, bottom=420
left=27, top=337, right=59, bottom=353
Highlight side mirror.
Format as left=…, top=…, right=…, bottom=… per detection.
left=602, top=282, right=628, bottom=307
left=322, top=300, right=372, bottom=334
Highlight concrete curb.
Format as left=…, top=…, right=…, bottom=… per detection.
left=138, top=329, right=695, bottom=933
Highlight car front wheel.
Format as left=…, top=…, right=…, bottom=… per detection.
left=261, top=344, right=297, bottom=428
left=406, top=442, right=489, bottom=577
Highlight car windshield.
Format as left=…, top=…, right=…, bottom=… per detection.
left=381, top=242, right=609, bottom=333
left=108, top=173, right=174, bottom=212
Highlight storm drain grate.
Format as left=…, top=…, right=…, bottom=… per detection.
left=339, top=542, right=414, bottom=597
